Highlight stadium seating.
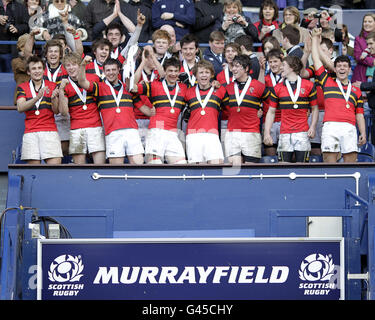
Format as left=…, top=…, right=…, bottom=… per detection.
left=260, top=155, right=278, bottom=163
left=309, top=155, right=323, bottom=163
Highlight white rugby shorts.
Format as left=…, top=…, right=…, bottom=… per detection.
left=69, top=126, right=105, bottom=155
left=145, top=128, right=185, bottom=159
left=186, top=132, right=224, bottom=163
left=321, top=121, right=358, bottom=154
left=105, top=128, right=144, bottom=158
left=21, top=131, right=63, bottom=160
left=224, top=131, right=262, bottom=158
left=277, top=131, right=311, bottom=152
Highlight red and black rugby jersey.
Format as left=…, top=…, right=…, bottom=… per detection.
left=315, top=65, right=363, bottom=126
left=268, top=78, right=317, bottom=134
left=85, top=60, right=105, bottom=83
left=43, top=63, right=68, bottom=85
left=137, top=80, right=187, bottom=132
left=223, top=78, right=269, bottom=133
left=263, top=72, right=282, bottom=123
left=16, top=80, right=57, bottom=133
left=63, top=79, right=102, bottom=130
left=88, top=80, right=138, bottom=135
left=185, top=85, right=226, bottom=135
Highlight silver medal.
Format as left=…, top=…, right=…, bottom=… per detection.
left=82, top=104, right=87, bottom=110
left=35, top=110, right=40, bottom=115
left=170, top=108, right=175, bottom=114
left=116, top=108, right=121, bottom=113
left=201, top=110, right=206, bottom=115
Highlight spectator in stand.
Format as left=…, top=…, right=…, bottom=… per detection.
left=352, top=13, right=375, bottom=83
left=319, top=9, right=343, bottom=44
left=34, top=0, right=88, bottom=41
left=254, top=0, right=280, bottom=43
left=192, top=0, right=223, bottom=44
left=219, top=0, right=258, bottom=44
left=151, top=0, right=195, bottom=42
left=25, top=0, right=42, bottom=20
left=203, top=31, right=226, bottom=77
left=300, top=7, right=319, bottom=31
left=273, top=6, right=310, bottom=45
left=16, top=55, right=62, bottom=164
left=120, top=0, right=153, bottom=43
left=280, top=25, right=304, bottom=59
left=11, top=34, right=30, bottom=105
left=0, top=0, right=29, bottom=72
left=354, top=32, right=375, bottom=144
left=85, top=0, right=135, bottom=41
left=69, top=0, right=88, bottom=24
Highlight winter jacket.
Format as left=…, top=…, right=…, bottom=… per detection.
left=352, top=32, right=375, bottom=83
left=0, top=0, right=29, bottom=55
left=192, top=0, right=223, bottom=44
left=152, top=0, right=195, bottom=41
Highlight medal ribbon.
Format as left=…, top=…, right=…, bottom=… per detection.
left=285, top=76, right=302, bottom=106
left=105, top=79, right=124, bottom=109
left=69, top=77, right=87, bottom=105
left=195, top=85, right=214, bottom=111
left=162, top=80, right=180, bottom=108
left=234, top=76, right=252, bottom=107
left=336, top=79, right=352, bottom=106
left=29, top=79, right=45, bottom=111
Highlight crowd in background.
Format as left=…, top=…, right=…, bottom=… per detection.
left=3, top=0, right=375, bottom=165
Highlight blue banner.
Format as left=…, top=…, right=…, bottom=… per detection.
left=37, top=238, right=344, bottom=300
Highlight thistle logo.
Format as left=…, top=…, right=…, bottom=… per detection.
left=299, top=253, right=335, bottom=282
left=298, top=253, right=337, bottom=296
left=48, top=254, right=84, bottom=283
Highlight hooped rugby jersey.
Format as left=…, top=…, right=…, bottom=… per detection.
left=185, top=85, right=227, bottom=135
left=137, top=80, right=187, bottom=132
left=263, top=72, right=282, bottom=123
left=223, top=78, right=269, bottom=133
left=216, top=67, right=234, bottom=122
left=305, top=65, right=337, bottom=111
left=63, top=79, right=102, bottom=130
left=179, top=59, right=198, bottom=88
left=88, top=80, right=139, bottom=136
left=268, top=78, right=317, bottom=134
left=43, top=62, right=68, bottom=85
left=16, top=80, right=57, bottom=133
left=85, top=59, right=105, bottom=83
left=315, top=65, right=363, bottom=126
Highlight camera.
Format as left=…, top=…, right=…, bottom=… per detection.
left=4, top=18, right=15, bottom=32
left=232, top=16, right=238, bottom=22
left=313, top=13, right=321, bottom=19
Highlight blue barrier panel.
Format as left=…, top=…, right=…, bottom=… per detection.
left=37, top=238, right=344, bottom=300
left=2, top=164, right=375, bottom=300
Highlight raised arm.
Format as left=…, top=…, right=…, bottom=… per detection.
left=311, top=27, right=323, bottom=71
left=78, top=56, right=92, bottom=91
